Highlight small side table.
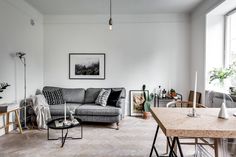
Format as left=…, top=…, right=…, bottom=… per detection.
left=0, top=108, right=23, bottom=134
left=47, top=117, right=83, bottom=148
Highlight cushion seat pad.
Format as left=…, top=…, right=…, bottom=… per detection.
left=75, top=104, right=121, bottom=116
left=50, top=103, right=82, bottom=116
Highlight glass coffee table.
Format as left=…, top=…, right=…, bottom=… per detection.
left=47, top=117, right=83, bottom=147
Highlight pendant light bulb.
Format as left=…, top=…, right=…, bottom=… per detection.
left=109, top=0, right=112, bottom=31
left=109, top=18, right=112, bottom=30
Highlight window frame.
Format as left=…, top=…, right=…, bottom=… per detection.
left=224, top=8, right=236, bottom=68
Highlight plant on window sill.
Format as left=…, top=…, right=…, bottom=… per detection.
left=209, top=62, right=236, bottom=88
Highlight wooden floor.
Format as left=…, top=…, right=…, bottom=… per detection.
left=0, top=117, right=200, bottom=157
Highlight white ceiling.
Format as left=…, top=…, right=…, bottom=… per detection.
left=24, top=0, right=203, bottom=15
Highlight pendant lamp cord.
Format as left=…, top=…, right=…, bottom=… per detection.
left=110, top=0, right=112, bottom=19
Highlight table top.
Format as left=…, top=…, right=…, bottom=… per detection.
left=47, top=117, right=81, bottom=130
left=150, top=107, right=236, bottom=138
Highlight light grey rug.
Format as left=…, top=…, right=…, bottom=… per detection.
left=0, top=117, right=198, bottom=157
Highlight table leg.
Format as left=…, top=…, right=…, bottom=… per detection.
left=61, top=129, right=68, bottom=148
left=81, top=124, right=83, bottom=139
left=214, top=138, right=223, bottom=157
left=47, top=127, right=49, bottom=140
left=5, top=112, right=10, bottom=134
left=169, top=137, right=183, bottom=157
left=169, top=137, right=176, bottom=157
left=15, top=110, right=22, bottom=134
left=166, top=137, right=177, bottom=157
left=176, top=138, right=184, bottom=157
left=149, top=125, right=159, bottom=157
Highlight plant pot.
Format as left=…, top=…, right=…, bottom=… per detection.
left=143, top=112, right=151, bottom=119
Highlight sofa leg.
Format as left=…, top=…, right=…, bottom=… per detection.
left=116, top=122, right=119, bottom=130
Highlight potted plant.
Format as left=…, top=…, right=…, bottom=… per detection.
left=0, top=82, right=10, bottom=99
left=142, top=85, right=154, bottom=119
left=209, top=62, right=236, bottom=89
left=169, top=89, right=177, bottom=98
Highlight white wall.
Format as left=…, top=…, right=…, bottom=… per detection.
left=190, top=0, right=225, bottom=103
left=0, top=0, right=44, bottom=135
left=44, top=14, right=190, bottom=114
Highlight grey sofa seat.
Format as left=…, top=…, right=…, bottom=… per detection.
left=75, top=104, right=122, bottom=116
left=50, top=103, right=82, bottom=116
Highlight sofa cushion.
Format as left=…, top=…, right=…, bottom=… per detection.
left=43, top=89, right=64, bottom=105
left=49, top=103, right=81, bottom=116
left=95, top=89, right=111, bottom=106
left=75, top=104, right=121, bottom=116
left=107, top=90, right=122, bottom=107
left=110, top=88, right=126, bottom=98
left=61, top=88, right=85, bottom=103
left=84, top=88, right=101, bottom=103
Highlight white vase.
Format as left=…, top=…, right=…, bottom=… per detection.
left=218, top=102, right=229, bottom=119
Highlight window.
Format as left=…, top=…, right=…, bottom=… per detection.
left=225, top=9, right=236, bottom=67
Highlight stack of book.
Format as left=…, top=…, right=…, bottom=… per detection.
left=0, top=103, right=19, bottom=113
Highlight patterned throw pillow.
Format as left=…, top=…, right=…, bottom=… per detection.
left=43, top=89, right=64, bottom=105
left=95, top=89, right=111, bottom=106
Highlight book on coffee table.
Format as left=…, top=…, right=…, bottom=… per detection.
left=0, top=103, right=19, bottom=113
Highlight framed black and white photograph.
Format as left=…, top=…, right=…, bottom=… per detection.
left=130, top=90, right=149, bottom=116
left=69, top=53, right=105, bottom=79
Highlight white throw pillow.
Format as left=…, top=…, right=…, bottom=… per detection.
left=95, top=89, right=111, bottom=106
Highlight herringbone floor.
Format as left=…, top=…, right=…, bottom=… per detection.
left=0, top=117, right=198, bottom=157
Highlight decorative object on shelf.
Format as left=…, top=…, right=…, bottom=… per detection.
left=158, top=85, right=162, bottom=98
left=209, top=62, right=236, bottom=89
left=16, top=52, right=27, bottom=128
left=162, top=89, right=166, bottom=98
left=142, top=85, right=154, bottom=119
left=108, top=0, right=112, bottom=30
left=188, top=71, right=200, bottom=117
left=0, top=82, right=10, bottom=99
left=130, top=90, right=149, bottom=116
left=69, top=53, right=105, bottom=80
left=169, top=89, right=177, bottom=98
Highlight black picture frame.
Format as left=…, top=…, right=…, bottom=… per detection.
left=129, top=90, right=149, bottom=116
left=69, top=53, right=106, bottom=80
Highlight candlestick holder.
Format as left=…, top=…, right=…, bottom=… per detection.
left=63, top=119, right=71, bottom=126
left=187, top=108, right=200, bottom=118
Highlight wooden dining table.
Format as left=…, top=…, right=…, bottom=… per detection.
left=149, top=107, right=236, bottom=157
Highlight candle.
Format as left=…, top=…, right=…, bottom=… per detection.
left=64, top=102, right=66, bottom=122
left=193, top=72, right=197, bottom=110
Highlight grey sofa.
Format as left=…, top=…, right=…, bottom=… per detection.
left=42, top=86, right=126, bottom=129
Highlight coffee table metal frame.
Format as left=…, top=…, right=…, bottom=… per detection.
left=47, top=117, right=83, bottom=148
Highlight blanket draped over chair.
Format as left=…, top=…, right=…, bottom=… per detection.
left=31, top=94, right=51, bottom=129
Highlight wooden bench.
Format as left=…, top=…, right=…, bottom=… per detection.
left=0, top=108, right=22, bottom=134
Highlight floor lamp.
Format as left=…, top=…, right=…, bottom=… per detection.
left=16, top=52, right=27, bottom=129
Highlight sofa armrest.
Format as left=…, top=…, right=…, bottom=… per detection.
left=117, top=97, right=125, bottom=118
